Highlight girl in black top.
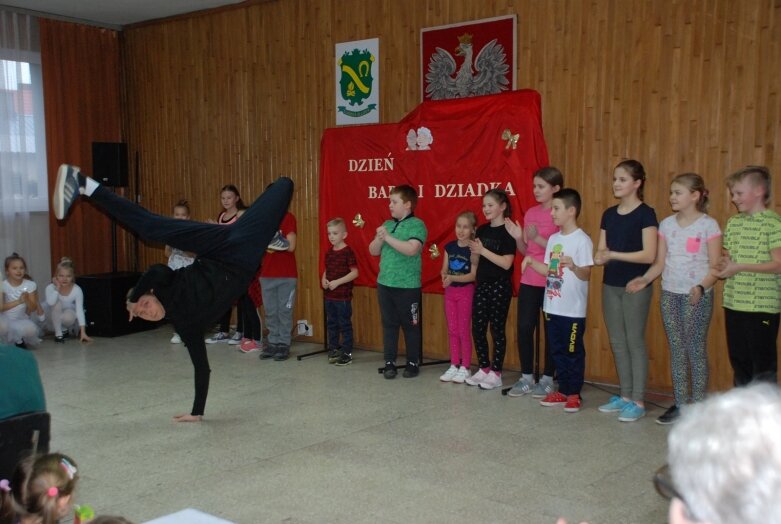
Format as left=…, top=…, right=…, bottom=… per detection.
left=466, top=189, right=516, bottom=391
left=52, top=164, right=293, bottom=422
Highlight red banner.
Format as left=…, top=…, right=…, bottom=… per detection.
left=319, top=90, right=550, bottom=294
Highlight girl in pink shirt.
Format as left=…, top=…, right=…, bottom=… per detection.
left=505, top=167, right=564, bottom=398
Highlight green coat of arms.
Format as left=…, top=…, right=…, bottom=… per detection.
left=338, top=48, right=376, bottom=117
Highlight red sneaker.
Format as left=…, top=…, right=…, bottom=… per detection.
left=540, top=391, right=567, bottom=407
left=239, top=339, right=260, bottom=353
left=564, top=394, right=582, bottom=413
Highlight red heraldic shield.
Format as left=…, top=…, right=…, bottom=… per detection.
left=319, top=89, right=550, bottom=294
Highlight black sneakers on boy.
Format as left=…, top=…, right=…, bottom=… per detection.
left=335, top=352, right=352, bottom=366
left=383, top=362, right=397, bottom=379
left=402, top=363, right=419, bottom=378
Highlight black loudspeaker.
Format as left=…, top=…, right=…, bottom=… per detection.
left=92, top=142, right=128, bottom=187
left=77, top=272, right=163, bottom=337
left=0, top=412, right=50, bottom=480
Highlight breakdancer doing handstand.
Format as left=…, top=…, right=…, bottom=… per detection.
left=52, top=164, right=293, bottom=422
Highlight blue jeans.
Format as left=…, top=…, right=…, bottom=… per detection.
left=326, top=299, right=353, bottom=353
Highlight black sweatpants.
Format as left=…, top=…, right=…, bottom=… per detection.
left=725, top=308, right=779, bottom=386
left=377, top=284, right=421, bottom=365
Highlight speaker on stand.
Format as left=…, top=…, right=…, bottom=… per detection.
left=92, top=142, right=129, bottom=273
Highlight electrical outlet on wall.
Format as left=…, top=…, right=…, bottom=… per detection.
left=297, top=320, right=313, bottom=336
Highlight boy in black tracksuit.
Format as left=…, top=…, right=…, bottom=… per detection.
left=53, top=164, right=293, bottom=421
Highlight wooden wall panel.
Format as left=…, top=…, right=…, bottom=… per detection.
left=41, top=19, right=128, bottom=276
left=116, top=0, right=779, bottom=393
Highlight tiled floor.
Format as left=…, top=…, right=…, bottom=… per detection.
left=34, top=328, right=670, bottom=523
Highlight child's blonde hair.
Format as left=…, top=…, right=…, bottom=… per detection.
left=326, top=217, right=346, bottom=230
left=55, top=257, right=76, bottom=277
left=456, top=211, right=478, bottom=239
left=672, top=173, right=710, bottom=212
left=0, top=452, right=79, bottom=524
left=726, top=165, right=771, bottom=206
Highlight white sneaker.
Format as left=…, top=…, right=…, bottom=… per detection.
left=465, top=369, right=488, bottom=386
left=478, top=371, right=503, bottom=390
left=170, top=333, right=182, bottom=344
left=227, top=331, right=243, bottom=345
left=439, top=365, right=459, bottom=382
left=452, top=366, right=471, bottom=384
left=205, top=332, right=229, bottom=344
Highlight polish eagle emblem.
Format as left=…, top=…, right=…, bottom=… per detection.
left=425, top=33, right=510, bottom=100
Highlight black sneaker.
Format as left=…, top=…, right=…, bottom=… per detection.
left=656, top=405, right=680, bottom=425
left=53, top=164, right=85, bottom=220
left=15, top=342, right=27, bottom=350
left=54, top=336, right=66, bottom=344
left=402, top=363, right=420, bottom=378
left=273, top=346, right=290, bottom=361
left=259, top=345, right=277, bottom=360
left=335, top=352, right=353, bottom=366
left=328, top=348, right=341, bottom=364
left=383, top=362, right=397, bottom=379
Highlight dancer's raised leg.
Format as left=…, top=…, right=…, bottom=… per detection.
left=53, top=164, right=293, bottom=273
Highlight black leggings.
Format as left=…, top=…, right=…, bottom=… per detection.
left=238, top=294, right=261, bottom=341
left=89, top=178, right=293, bottom=415
left=472, top=279, right=512, bottom=372
left=516, top=284, right=554, bottom=376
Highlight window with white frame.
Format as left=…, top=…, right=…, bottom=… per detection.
left=0, top=56, right=48, bottom=212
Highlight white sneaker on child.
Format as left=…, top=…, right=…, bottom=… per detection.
left=452, top=366, right=471, bottom=384
left=439, top=365, right=459, bottom=382
left=478, top=371, right=503, bottom=390
left=465, top=369, right=488, bottom=386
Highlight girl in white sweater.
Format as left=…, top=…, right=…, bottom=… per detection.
left=44, top=257, right=91, bottom=343
left=1, top=253, right=44, bottom=348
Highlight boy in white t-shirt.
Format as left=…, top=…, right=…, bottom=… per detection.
left=522, top=189, right=593, bottom=413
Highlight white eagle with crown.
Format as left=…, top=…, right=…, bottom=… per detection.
left=425, top=33, right=510, bottom=100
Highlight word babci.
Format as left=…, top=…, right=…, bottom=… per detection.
left=367, top=182, right=517, bottom=199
